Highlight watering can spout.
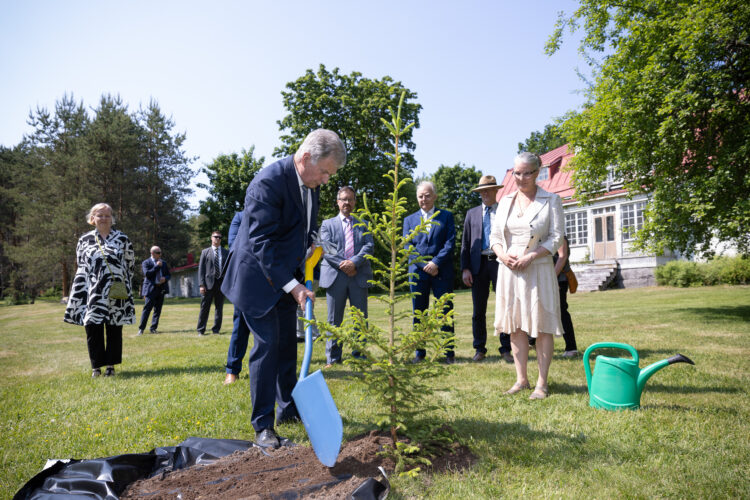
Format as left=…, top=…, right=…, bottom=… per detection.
left=636, top=353, right=694, bottom=396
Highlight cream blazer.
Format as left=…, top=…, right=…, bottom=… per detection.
left=489, top=187, right=564, bottom=258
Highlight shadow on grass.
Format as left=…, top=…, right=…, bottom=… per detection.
left=676, top=305, right=750, bottom=323
left=643, top=382, right=742, bottom=394
left=117, top=365, right=221, bottom=378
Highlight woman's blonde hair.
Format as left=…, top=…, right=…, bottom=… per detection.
left=87, top=203, right=116, bottom=225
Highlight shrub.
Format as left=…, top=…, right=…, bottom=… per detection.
left=655, top=256, right=750, bottom=287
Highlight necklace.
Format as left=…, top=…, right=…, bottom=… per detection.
left=516, top=193, right=535, bottom=218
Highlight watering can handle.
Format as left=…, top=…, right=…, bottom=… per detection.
left=583, top=342, right=639, bottom=390
left=299, top=246, right=324, bottom=380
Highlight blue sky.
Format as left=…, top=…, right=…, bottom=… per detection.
left=0, top=0, right=587, bottom=208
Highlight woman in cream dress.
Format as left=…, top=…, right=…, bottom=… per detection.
left=491, top=152, right=564, bottom=399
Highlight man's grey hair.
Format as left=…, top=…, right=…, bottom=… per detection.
left=514, top=151, right=541, bottom=171
left=416, top=180, right=436, bottom=196
left=294, top=129, right=346, bottom=166
left=150, top=246, right=161, bottom=254
left=337, top=186, right=356, bottom=199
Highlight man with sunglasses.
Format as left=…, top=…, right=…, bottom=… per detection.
left=197, top=232, right=229, bottom=336
left=137, top=246, right=171, bottom=335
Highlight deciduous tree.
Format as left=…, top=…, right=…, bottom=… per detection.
left=548, top=0, right=750, bottom=256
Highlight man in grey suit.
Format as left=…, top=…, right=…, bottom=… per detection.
left=197, top=231, right=229, bottom=335
left=319, top=186, right=374, bottom=367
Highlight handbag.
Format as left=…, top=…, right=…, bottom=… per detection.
left=95, top=234, right=130, bottom=300
left=565, top=269, right=578, bottom=294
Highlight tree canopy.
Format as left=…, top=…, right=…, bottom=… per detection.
left=197, top=147, right=264, bottom=240
left=548, top=0, right=750, bottom=256
left=517, top=119, right=568, bottom=155
left=0, top=94, right=194, bottom=300
left=275, top=64, right=421, bottom=221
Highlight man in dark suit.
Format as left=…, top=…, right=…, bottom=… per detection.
left=137, top=246, right=170, bottom=335
left=197, top=231, right=229, bottom=336
left=221, top=129, right=346, bottom=449
left=461, top=175, right=513, bottom=363
left=319, top=186, right=374, bottom=367
left=224, top=211, right=249, bottom=384
left=403, top=181, right=456, bottom=363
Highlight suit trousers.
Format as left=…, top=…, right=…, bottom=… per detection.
left=85, top=323, right=122, bottom=369
left=225, top=304, right=251, bottom=374
left=243, top=293, right=300, bottom=432
left=411, top=270, right=455, bottom=358
left=139, top=292, right=165, bottom=331
left=197, top=282, right=225, bottom=333
left=472, top=256, right=511, bottom=354
left=325, top=276, right=368, bottom=364
left=559, top=281, right=577, bottom=351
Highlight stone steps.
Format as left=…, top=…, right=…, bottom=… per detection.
left=572, top=263, right=619, bottom=292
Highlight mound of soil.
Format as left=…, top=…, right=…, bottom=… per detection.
left=121, top=431, right=475, bottom=499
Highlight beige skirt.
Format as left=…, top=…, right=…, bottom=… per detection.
left=494, top=253, right=563, bottom=338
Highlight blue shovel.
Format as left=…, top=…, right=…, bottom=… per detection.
left=291, top=246, right=343, bottom=467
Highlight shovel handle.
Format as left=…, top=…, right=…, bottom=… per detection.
left=300, top=247, right=323, bottom=380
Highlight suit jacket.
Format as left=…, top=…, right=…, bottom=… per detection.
left=199, top=245, right=229, bottom=290
left=460, top=203, right=496, bottom=276
left=319, top=215, right=374, bottom=289
left=489, top=187, right=564, bottom=258
left=227, top=211, right=242, bottom=249
left=141, top=257, right=170, bottom=297
left=403, top=208, right=455, bottom=281
left=221, top=155, right=320, bottom=318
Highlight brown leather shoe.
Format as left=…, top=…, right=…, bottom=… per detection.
left=223, top=373, right=238, bottom=385
left=501, top=352, right=514, bottom=364
left=472, top=352, right=486, bottom=362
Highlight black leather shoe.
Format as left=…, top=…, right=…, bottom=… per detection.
left=255, top=428, right=280, bottom=449
left=411, top=355, right=426, bottom=364
left=472, top=352, right=486, bottom=362
left=444, top=356, right=456, bottom=365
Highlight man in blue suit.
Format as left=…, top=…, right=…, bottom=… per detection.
left=461, top=175, right=513, bottom=363
left=221, top=129, right=346, bottom=449
left=403, top=181, right=456, bottom=363
left=223, top=211, right=249, bottom=385
left=137, top=246, right=170, bottom=335
left=319, top=186, right=374, bottom=367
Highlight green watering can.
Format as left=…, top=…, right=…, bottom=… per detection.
left=583, top=342, right=694, bottom=410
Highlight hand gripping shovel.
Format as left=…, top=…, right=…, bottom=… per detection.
left=291, top=246, right=343, bottom=467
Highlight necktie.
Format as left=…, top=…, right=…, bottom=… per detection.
left=214, top=247, right=220, bottom=278
left=301, top=185, right=310, bottom=234
left=344, top=217, right=354, bottom=259
left=482, top=206, right=491, bottom=250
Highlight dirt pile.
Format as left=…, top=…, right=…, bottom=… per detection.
left=122, top=431, right=475, bottom=499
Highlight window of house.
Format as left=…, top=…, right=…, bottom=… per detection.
left=565, top=211, right=588, bottom=246
left=536, top=166, right=549, bottom=182
left=621, top=201, right=646, bottom=241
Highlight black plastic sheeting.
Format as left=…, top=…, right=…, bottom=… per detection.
left=14, top=437, right=389, bottom=500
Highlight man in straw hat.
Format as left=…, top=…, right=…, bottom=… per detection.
left=461, top=175, right=513, bottom=363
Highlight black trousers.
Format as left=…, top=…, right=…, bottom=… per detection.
left=85, top=323, right=122, bottom=369
left=472, top=256, right=511, bottom=354
left=559, top=281, right=577, bottom=351
left=197, top=282, right=225, bottom=333
left=139, top=292, right=165, bottom=331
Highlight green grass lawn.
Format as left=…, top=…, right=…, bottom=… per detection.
left=1, top=286, right=749, bottom=498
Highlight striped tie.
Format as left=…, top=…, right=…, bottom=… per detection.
left=214, top=247, right=220, bottom=278
left=344, top=217, right=354, bottom=259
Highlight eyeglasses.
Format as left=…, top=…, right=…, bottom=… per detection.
left=212, top=235, right=222, bottom=239
left=153, top=251, right=161, bottom=254
left=513, top=170, right=538, bottom=178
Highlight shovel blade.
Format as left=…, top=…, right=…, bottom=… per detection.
left=292, top=370, right=342, bottom=467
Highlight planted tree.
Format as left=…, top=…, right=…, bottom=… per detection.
left=314, top=93, right=455, bottom=474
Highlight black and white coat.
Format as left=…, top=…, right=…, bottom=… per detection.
left=64, top=229, right=136, bottom=326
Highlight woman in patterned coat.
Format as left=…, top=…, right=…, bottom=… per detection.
left=64, top=203, right=135, bottom=377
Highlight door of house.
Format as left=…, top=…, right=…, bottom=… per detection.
left=593, top=214, right=616, bottom=260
